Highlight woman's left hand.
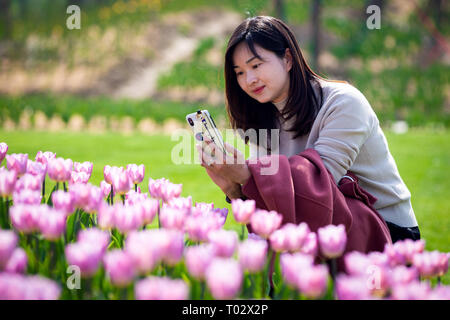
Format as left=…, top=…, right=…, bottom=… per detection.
left=196, top=139, right=251, bottom=186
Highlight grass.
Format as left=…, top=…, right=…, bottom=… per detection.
left=1, top=128, right=449, bottom=285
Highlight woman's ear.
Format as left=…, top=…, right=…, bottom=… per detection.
left=284, top=48, right=293, bottom=72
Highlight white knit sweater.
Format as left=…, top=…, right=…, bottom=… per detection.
left=248, top=78, right=418, bottom=228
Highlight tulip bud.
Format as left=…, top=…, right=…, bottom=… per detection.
left=250, top=209, right=282, bottom=239
left=231, top=198, right=255, bottom=224
left=205, top=258, right=243, bottom=300
left=208, top=229, right=238, bottom=258
left=0, top=230, right=18, bottom=270
left=318, top=224, right=347, bottom=259
left=0, top=168, right=17, bottom=197
left=126, top=164, right=145, bottom=184
left=4, top=247, right=28, bottom=274
left=238, top=238, right=268, bottom=273
left=47, top=157, right=72, bottom=182
left=6, top=153, right=28, bottom=176
left=135, top=276, right=189, bottom=300
left=103, top=250, right=136, bottom=287
left=185, top=244, right=215, bottom=280
left=0, top=142, right=8, bottom=165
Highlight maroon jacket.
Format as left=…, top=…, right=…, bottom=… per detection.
left=242, top=148, right=392, bottom=272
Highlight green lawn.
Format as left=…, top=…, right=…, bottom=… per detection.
left=1, top=128, right=449, bottom=283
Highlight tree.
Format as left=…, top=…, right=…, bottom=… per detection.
left=310, top=0, right=321, bottom=71
left=273, top=0, right=286, bottom=21
left=0, top=0, right=12, bottom=39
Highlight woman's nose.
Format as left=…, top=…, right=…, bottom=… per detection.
left=246, top=71, right=257, bottom=86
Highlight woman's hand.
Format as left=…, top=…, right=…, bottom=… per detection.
left=196, top=139, right=251, bottom=186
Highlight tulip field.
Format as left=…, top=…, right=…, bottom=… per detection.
left=0, top=129, right=449, bottom=300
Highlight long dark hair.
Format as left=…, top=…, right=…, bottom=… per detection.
left=224, top=16, right=328, bottom=144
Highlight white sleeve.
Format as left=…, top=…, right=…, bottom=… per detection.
left=313, top=86, right=378, bottom=183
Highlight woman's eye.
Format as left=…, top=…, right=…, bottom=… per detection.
left=236, top=71, right=243, bottom=76
left=253, top=63, right=262, bottom=69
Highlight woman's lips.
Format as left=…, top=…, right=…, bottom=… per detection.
left=252, top=86, right=265, bottom=94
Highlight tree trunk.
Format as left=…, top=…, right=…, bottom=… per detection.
left=310, top=0, right=321, bottom=71
left=0, top=0, right=12, bottom=39
left=274, top=0, right=286, bottom=21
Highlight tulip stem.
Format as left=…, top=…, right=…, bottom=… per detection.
left=329, top=259, right=337, bottom=281
left=56, top=182, right=59, bottom=191
left=241, top=224, right=245, bottom=241
left=135, top=184, right=137, bottom=192
left=110, top=185, right=114, bottom=205
left=200, top=281, right=205, bottom=300
left=42, top=178, right=46, bottom=198
left=4, top=197, right=10, bottom=229
left=121, top=195, right=125, bottom=205
left=63, top=182, right=67, bottom=192
left=437, top=276, right=441, bottom=286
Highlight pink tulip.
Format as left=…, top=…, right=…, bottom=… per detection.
left=65, top=242, right=104, bottom=277
left=73, top=161, right=93, bottom=176
left=69, top=171, right=90, bottom=184
left=345, top=251, right=372, bottom=276
left=70, top=183, right=103, bottom=213
left=0, top=230, right=18, bottom=269
left=9, top=204, right=40, bottom=233
left=280, top=252, right=314, bottom=287
left=103, top=165, right=113, bottom=184
left=125, top=230, right=162, bottom=274
left=47, top=157, right=72, bottom=182
left=159, top=229, right=184, bottom=266
left=428, top=286, right=450, bottom=300
left=195, top=202, right=214, bottom=211
left=300, top=231, right=318, bottom=256
left=296, top=264, right=329, bottom=299
left=149, top=178, right=182, bottom=202
left=412, top=251, right=447, bottom=279
left=77, top=228, right=110, bottom=254
left=0, top=142, right=8, bottom=165
left=0, top=273, right=61, bottom=300
left=250, top=209, right=282, bottom=239
left=161, top=182, right=182, bottom=203
left=135, top=276, right=189, bottom=300
left=389, top=265, right=419, bottom=285
left=35, top=151, right=56, bottom=166
left=136, top=198, right=159, bottom=225
left=12, top=189, right=42, bottom=205
left=111, top=167, right=132, bottom=196
left=83, top=185, right=103, bottom=214
left=97, top=203, right=116, bottom=230
left=208, top=229, right=238, bottom=258
left=185, top=244, right=215, bottom=280
left=126, top=164, right=145, bottom=184
left=114, top=204, right=144, bottom=234
left=238, top=238, right=268, bottom=273
left=335, top=275, right=373, bottom=300
left=231, top=198, right=255, bottom=224
left=26, top=160, right=47, bottom=180
left=0, top=168, right=17, bottom=197
left=125, top=190, right=148, bottom=206
left=103, top=250, right=136, bottom=287
left=100, top=180, right=112, bottom=198
left=317, top=224, right=347, bottom=259
left=390, top=239, right=425, bottom=265
left=52, top=190, right=75, bottom=216
left=37, top=207, right=67, bottom=241
left=167, top=196, right=192, bottom=214
left=184, top=213, right=222, bottom=242
left=15, top=173, right=42, bottom=192
left=205, top=258, right=243, bottom=300
left=6, top=153, right=28, bottom=176
left=159, top=206, right=186, bottom=230
left=270, top=222, right=310, bottom=252
left=390, top=280, right=431, bottom=300
left=4, top=247, right=28, bottom=274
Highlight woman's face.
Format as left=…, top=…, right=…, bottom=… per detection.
left=232, top=42, right=292, bottom=104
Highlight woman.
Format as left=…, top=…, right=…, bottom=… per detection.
left=197, top=16, right=420, bottom=243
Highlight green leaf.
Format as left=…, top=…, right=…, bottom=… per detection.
left=46, top=185, right=57, bottom=206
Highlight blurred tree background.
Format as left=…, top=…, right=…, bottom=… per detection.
left=0, top=0, right=448, bottom=130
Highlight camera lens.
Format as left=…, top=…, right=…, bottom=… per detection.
left=188, top=118, right=194, bottom=126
